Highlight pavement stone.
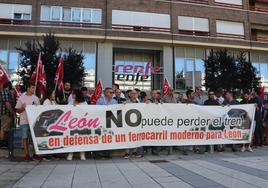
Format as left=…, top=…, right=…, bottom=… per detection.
left=0, top=147, right=267, bottom=188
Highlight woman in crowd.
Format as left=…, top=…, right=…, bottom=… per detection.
left=67, top=89, right=87, bottom=161
left=43, top=89, right=57, bottom=105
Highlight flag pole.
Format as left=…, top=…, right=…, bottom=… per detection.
left=34, top=53, right=41, bottom=95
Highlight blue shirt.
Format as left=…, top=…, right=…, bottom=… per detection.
left=96, top=96, right=118, bottom=105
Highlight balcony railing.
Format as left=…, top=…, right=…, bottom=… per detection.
left=40, top=20, right=102, bottom=28
left=173, top=0, right=209, bottom=4
left=250, top=5, right=268, bottom=13
left=216, top=33, right=245, bottom=39
left=112, top=24, right=171, bottom=33
left=0, top=18, right=31, bottom=25
left=214, top=2, right=243, bottom=9
left=178, top=30, right=210, bottom=36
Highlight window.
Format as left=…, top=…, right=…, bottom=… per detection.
left=112, top=10, right=170, bottom=30
left=91, top=9, right=102, bottom=24
left=41, top=6, right=51, bottom=20
left=72, top=8, right=81, bottom=22
left=83, top=8, right=91, bottom=22
left=51, top=7, right=61, bottom=20
left=8, top=52, right=19, bottom=73
left=178, top=16, right=209, bottom=35
left=0, top=3, right=32, bottom=20
left=175, top=47, right=205, bottom=91
left=215, top=0, right=242, bottom=6
left=216, top=20, right=244, bottom=38
left=40, top=6, right=102, bottom=25
left=14, top=13, right=22, bottom=20
left=62, top=8, right=71, bottom=21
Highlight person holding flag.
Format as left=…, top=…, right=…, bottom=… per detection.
left=162, top=77, right=177, bottom=103
left=91, top=80, right=103, bottom=104
left=54, top=58, right=72, bottom=105
left=0, top=64, right=16, bottom=149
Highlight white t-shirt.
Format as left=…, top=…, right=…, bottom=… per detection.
left=15, top=93, right=40, bottom=125
left=43, top=99, right=57, bottom=105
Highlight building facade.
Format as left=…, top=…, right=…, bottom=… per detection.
left=0, top=0, right=268, bottom=92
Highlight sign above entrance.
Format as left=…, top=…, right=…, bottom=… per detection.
left=114, top=62, right=162, bottom=85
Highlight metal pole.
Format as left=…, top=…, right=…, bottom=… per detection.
left=8, top=115, right=15, bottom=161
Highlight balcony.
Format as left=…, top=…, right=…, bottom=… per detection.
left=251, top=29, right=268, bottom=42
left=216, top=33, right=245, bottom=39
left=39, top=20, right=102, bottom=28
left=178, top=30, right=210, bottom=36
left=249, top=0, right=268, bottom=13
left=173, top=0, right=209, bottom=4
left=112, top=24, right=171, bottom=33
left=0, top=18, right=31, bottom=25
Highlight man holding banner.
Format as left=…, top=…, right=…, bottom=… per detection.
left=15, top=82, right=41, bottom=161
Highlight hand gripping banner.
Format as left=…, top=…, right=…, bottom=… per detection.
left=26, top=103, right=255, bottom=155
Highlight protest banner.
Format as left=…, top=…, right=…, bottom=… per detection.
left=26, top=103, right=255, bottom=155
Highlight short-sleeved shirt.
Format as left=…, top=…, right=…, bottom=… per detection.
left=0, top=89, right=10, bottom=115
left=96, top=97, right=118, bottom=105
left=15, top=93, right=40, bottom=125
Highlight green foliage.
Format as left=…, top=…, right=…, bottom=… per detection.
left=204, top=49, right=260, bottom=91
left=16, top=32, right=85, bottom=92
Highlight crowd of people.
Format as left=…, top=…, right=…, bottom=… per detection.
left=0, top=81, right=268, bottom=161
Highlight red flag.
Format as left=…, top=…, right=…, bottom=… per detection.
left=29, top=54, right=46, bottom=96
left=38, top=64, right=47, bottom=96
left=91, top=80, right=103, bottom=104
left=0, top=64, right=10, bottom=86
left=30, top=53, right=42, bottom=83
left=162, top=77, right=171, bottom=96
left=55, top=58, right=64, bottom=91
left=259, top=86, right=265, bottom=101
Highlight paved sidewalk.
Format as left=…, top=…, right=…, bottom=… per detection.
left=1, top=147, right=268, bottom=188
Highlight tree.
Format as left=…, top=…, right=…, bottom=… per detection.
left=204, top=49, right=260, bottom=91
left=16, top=32, right=85, bottom=92
left=204, top=49, right=238, bottom=91
left=204, top=49, right=219, bottom=91
left=236, top=52, right=260, bottom=91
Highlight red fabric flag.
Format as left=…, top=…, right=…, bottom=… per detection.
left=162, top=77, right=171, bottom=96
left=38, top=64, right=47, bottom=96
left=29, top=54, right=46, bottom=96
left=55, top=58, right=64, bottom=91
left=30, top=53, right=42, bottom=83
left=91, top=80, right=103, bottom=104
left=259, top=86, right=265, bottom=101
left=0, top=64, right=10, bottom=86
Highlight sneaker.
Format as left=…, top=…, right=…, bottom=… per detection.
left=32, top=154, right=41, bottom=161
left=241, top=146, right=246, bottom=152
left=124, top=153, right=129, bottom=159
left=232, top=147, right=237, bottom=152
left=132, top=152, right=142, bottom=158
left=182, top=150, right=188, bottom=155
left=80, top=152, right=86, bottom=161
left=247, top=146, right=253, bottom=152
left=67, top=153, right=73, bottom=161
left=24, top=155, right=32, bottom=161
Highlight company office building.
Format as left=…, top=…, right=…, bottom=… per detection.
left=0, top=0, right=268, bottom=92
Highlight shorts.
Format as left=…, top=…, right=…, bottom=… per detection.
left=0, top=114, right=12, bottom=132
left=21, top=124, right=30, bottom=139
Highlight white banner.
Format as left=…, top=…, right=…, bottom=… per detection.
left=26, top=103, right=255, bottom=155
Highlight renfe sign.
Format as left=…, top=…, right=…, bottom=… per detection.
left=114, top=62, right=162, bottom=85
